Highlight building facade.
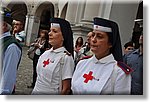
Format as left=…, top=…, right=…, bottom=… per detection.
left=2, top=0, right=142, bottom=50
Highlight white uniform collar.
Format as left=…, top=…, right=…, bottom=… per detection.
left=49, top=46, right=66, bottom=53
left=91, top=54, right=115, bottom=64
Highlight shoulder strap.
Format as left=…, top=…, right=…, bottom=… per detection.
left=117, top=61, right=133, bottom=74
left=64, top=51, right=71, bottom=56
left=80, top=55, right=92, bottom=60
left=111, top=64, right=118, bottom=94
left=59, top=53, right=67, bottom=94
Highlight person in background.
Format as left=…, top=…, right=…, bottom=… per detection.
left=124, top=34, right=143, bottom=95
left=12, top=15, right=26, bottom=46
left=124, top=41, right=134, bottom=55
left=0, top=7, right=22, bottom=94
left=74, top=37, right=84, bottom=52
left=123, top=41, right=134, bottom=61
left=74, top=37, right=84, bottom=65
left=32, top=18, right=74, bottom=95
left=27, top=28, right=50, bottom=88
left=80, top=32, right=94, bottom=60
left=72, top=17, right=132, bottom=95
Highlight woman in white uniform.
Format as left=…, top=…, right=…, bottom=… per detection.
left=72, top=17, right=133, bottom=95
left=32, top=18, right=74, bottom=95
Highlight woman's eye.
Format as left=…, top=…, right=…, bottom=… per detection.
left=96, top=33, right=104, bottom=38
left=91, top=34, right=95, bottom=37
left=52, top=29, right=57, bottom=33
left=54, top=31, right=57, bottom=33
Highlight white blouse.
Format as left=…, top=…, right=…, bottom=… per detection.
left=72, top=54, right=131, bottom=95
left=32, top=47, right=74, bottom=94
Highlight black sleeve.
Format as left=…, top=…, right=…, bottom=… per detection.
left=40, top=40, right=50, bottom=54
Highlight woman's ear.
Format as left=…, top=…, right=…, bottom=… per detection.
left=62, top=36, right=64, bottom=42
left=108, top=43, right=112, bottom=49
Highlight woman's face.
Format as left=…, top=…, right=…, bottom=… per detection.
left=90, top=30, right=112, bottom=59
left=78, top=38, right=82, bottom=43
left=40, top=30, right=47, bottom=38
left=87, top=32, right=93, bottom=44
left=139, top=34, right=143, bottom=45
left=48, top=26, right=64, bottom=49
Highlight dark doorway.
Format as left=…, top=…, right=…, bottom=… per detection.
left=35, top=2, right=54, bottom=37
left=7, top=2, right=27, bottom=24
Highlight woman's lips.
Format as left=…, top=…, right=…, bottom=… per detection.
left=91, top=45, right=98, bottom=48
left=49, top=37, right=53, bottom=40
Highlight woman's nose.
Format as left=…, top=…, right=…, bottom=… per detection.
left=91, top=36, right=97, bottom=43
left=48, top=31, right=52, bottom=36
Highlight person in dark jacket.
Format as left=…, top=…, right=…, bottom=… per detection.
left=124, top=34, right=143, bottom=95
left=28, top=28, right=51, bottom=88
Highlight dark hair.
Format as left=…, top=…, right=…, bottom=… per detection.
left=75, top=37, right=84, bottom=48
left=107, top=32, right=113, bottom=44
left=124, top=41, right=134, bottom=49
left=40, top=29, right=49, bottom=40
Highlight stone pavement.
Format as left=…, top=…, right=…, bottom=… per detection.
left=15, top=47, right=33, bottom=95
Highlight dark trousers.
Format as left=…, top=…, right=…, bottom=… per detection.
left=32, top=54, right=40, bottom=87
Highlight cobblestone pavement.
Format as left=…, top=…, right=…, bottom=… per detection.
left=15, top=47, right=33, bottom=95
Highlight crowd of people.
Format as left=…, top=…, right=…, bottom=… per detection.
left=0, top=7, right=143, bottom=95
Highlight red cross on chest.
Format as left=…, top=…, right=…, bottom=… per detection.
left=83, top=71, right=94, bottom=83
left=43, top=59, right=50, bottom=67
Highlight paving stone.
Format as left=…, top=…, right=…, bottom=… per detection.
left=15, top=47, right=33, bottom=95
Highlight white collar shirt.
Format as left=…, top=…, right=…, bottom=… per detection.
left=32, top=47, right=74, bottom=94
left=72, top=54, right=131, bottom=95
left=15, top=31, right=26, bottom=42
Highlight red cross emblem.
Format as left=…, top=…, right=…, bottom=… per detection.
left=83, top=71, right=94, bottom=83
left=43, top=59, right=50, bottom=67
